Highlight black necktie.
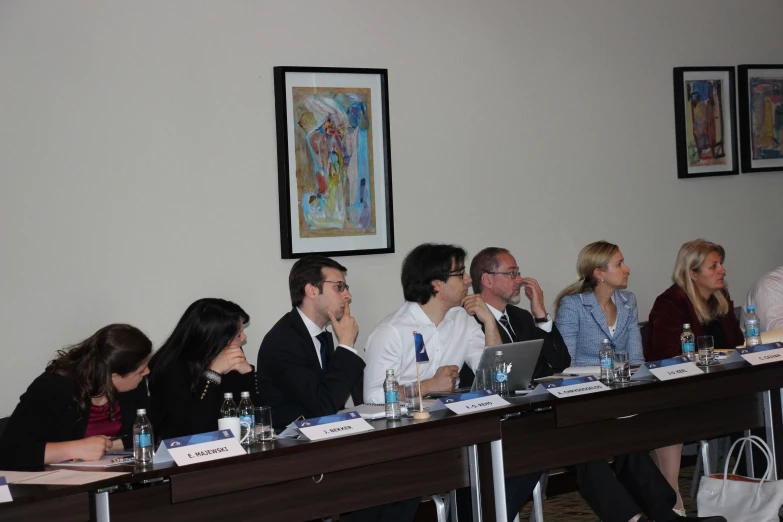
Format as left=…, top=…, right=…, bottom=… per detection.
left=499, top=315, right=518, bottom=342
left=316, top=331, right=331, bottom=371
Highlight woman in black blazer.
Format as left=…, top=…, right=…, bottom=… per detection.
left=148, top=298, right=258, bottom=440
left=0, top=324, right=152, bottom=470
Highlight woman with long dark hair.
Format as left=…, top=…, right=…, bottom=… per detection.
left=148, top=298, right=257, bottom=440
left=0, top=324, right=152, bottom=470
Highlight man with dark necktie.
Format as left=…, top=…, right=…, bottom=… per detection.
left=470, top=247, right=725, bottom=522
left=257, top=255, right=364, bottom=431
left=257, top=255, right=420, bottom=522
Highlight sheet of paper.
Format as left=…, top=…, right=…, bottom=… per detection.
left=562, top=366, right=601, bottom=376
left=51, top=455, right=135, bottom=468
left=0, top=477, right=12, bottom=503
left=342, top=404, right=387, bottom=420
left=3, top=469, right=128, bottom=486
left=0, top=470, right=61, bottom=484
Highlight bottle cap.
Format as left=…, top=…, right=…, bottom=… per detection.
left=385, top=369, right=394, bottom=375
left=601, top=338, right=610, bottom=343
left=241, top=391, right=250, bottom=398
left=224, top=393, right=234, bottom=399
left=495, top=350, right=503, bottom=356
left=683, top=323, right=690, bottom=329
left=748, top=305, right=755, bottom=312
left=136, top=408, right=146, bottom=415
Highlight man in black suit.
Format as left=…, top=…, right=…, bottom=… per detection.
left=257, top=255, right=364, bottom=430
left=470, top=247, right=724, bottom=522
left=257, top=255, right=420, bottom=522
left=470, top=247, right=570, bottom=380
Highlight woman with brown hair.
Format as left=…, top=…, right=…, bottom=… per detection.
left=0, top=324, right=152, bottom=470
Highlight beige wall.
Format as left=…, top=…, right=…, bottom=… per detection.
left=1, top=0, right=782, bottom=415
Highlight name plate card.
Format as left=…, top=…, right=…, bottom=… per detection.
left=153, top=430, right=246, bottom=466
left=295, top=411, right=374, bottom=441
left=725, top=342, right=783, bottom=366
left=0, top=477, right=11, bottom=503
left=439, top=390, right=510, bottom=414
left=528, top=375, right=610, bottom=399
left=632, top=356, right=703, bottom=381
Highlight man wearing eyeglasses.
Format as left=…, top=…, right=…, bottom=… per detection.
left=363, top=243, right=502, bottom=405
left=257, top=255, right=365, bottom=431
left=470, top=247, right=570, bottom=379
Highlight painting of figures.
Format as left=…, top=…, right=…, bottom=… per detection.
left=673, top=67, right=738, bottom=178
left=739, top=65, right=783, bottom=173
left=293, top=88, right=375, bottom=237
left=274, top=67, right=394, bottom=258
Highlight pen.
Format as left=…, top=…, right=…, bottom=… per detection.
left=109, top=436, right=123, bottom=441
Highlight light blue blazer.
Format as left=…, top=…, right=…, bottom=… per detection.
left=554, top=289, right=644, bottom=366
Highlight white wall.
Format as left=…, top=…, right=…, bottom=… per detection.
left=1, top=0, right=782, bottom=415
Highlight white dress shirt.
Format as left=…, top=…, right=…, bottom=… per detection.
left=486, top=304, right=553, bottom=335
left=296, top=308, right=357, bottom=368
left=363, top=301, right=486, bottom=404
left=743, top=266, right=783, bottom=333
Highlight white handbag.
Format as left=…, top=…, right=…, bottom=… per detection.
left=697, top=435, right=783, bottom=521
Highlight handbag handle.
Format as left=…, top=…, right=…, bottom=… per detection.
left=720, top=435, right=774, bottom=498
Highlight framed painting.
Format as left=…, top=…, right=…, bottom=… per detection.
left=738, top=64, right=783, bottom=173
left=273, top=66, right=394, bottom=258
left=673, top=67, right=738, bottom=179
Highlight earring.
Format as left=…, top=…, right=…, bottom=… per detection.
left=601, top=278, right=604, bottom=282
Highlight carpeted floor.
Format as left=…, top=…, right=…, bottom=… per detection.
left=516, top=465, right=699, bottom=521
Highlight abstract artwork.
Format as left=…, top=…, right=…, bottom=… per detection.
left=738, top=65, right=783, bottom=173
left=673, top=67, right=738, bottom=178
left=274, top=67, right=394, bottom=258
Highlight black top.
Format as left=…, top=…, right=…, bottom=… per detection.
left=0, top=372, right=147, bottom=470
left=148, top=359, right=258, bottom=440
left=705, top=319, right=730, bottom=350
left=461, top=305, right=571, bottom=386
left=257, top=308, right=365, bottom=430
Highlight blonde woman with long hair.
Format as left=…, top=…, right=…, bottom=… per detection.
left=647, top=239, right=744, bottom=515
left=554, top=240, right=644, bottom=366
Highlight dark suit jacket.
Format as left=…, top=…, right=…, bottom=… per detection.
left=0, top=372, right=147, bottom=470
left=148, top=359, right=258, bottom=440
left=257, top=308, right=366, bottom=430
left=648, top=284, right=744, bottom=360
left=462, top=305, right=571, bottom=386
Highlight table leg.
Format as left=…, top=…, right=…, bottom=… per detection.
left=93, top=491, right=110, bottom=522
left=490, top=439, right=507, bottom=522
left=469, top=444, right=483, bottom=522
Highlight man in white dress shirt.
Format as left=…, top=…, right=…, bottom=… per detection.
left=743, top=265, right=783, bottom=333
left=363, top=243, right=502, bottom=403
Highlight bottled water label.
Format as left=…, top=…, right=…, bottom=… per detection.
left=682, top=342, right=695, bottom=354
left=747, top=326, right=760, bottom=337
left=135, top=433, right=152, bottom=448
left=385, top=391, right=398, bottom=403
left=600, top=356, right=614, bottom=370
left=495, top=371, right=508, bottom=383
left=240, top=415, right=254, bottom=427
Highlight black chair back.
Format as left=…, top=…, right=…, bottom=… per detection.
left=639, top=320, right=651, bottom=357
left=351, top=372, right=364, bottom=406
left=0, top=416, right=8, bottom=439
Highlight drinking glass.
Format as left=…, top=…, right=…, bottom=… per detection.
left=402, top=383, right=420, bottom=417
left=473, top=367, right=492, bottom=391
left=614, top=351, right=631, bottom=382
left=253, top=406, right=273, bottom=442
left=697, top=335, right=715, bottom=366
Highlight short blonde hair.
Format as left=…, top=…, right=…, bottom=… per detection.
left=555, top=241, right=619, bottom=314
left=672, top=239, right=729, bottom=324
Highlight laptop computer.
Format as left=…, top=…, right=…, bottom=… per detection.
left=471, top=339, right=545, bottom=393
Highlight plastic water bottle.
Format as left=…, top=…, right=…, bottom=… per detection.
left=681, top=323, right=696, bottom=361
left=493, top=351, right=509, bottom=396
left=384, top=369, right=401, bottom=420
left=237, top=391, right=255, bottom=444
left=599, top=339, right=615, bottom=384
left=746, top=305, right=761, bottom=347
left=220, top=392, right=236, bottom=418
left=133, top=408, right=154, bottom=465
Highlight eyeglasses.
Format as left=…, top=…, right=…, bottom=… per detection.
left=324, top=280, right=350, bottom=292
left=447, top=270, right=466, bottom=278
left=487, top=271, right=521, bottom=279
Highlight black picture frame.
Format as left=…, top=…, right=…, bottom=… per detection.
left=273, top=66, right=394, bottom=259
left=738, top=64, right=783, bottom=174
left=673, top=67, right=739, bottom=179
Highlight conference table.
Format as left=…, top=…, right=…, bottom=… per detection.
left=2, top=358, right=783, bottom=522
